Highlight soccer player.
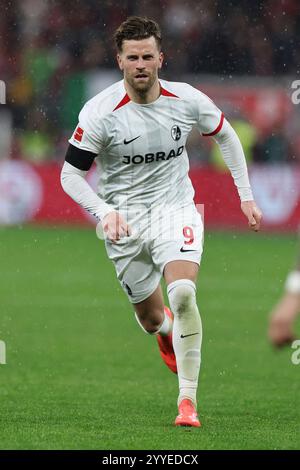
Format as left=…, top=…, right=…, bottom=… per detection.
left=61, top=16, right=262, bottom=427
left=268, top=245, right=300, bottom=347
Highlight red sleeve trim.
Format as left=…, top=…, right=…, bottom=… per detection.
left=113, top=93, right=131, bottom=111
left=202, top=112, right=224, bottom=136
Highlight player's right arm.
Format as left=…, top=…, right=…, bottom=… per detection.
left=60, top=103, right=130, bottom=242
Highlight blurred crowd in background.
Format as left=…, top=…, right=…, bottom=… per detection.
left=0, top=0, right=300, bottom=166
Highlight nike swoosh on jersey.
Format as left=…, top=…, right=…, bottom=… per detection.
left=124, top=136, right=141, bottom=144
left=180, top=247, right=197, bottom=252
left=180, top=332, right=199, bottom=339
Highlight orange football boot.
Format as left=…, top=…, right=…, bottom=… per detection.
left=156, top=306, right=177, bottom=374
left=175, top=399, right=201, bottom=427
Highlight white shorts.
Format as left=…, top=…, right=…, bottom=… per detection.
left=105, top=204, right=204, bottom=303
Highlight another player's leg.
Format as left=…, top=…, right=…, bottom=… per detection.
left=164, top=260, right=202, bottom=427
left=134, top=285, right=177, bottom=373
left=268, top=269, right=300, bottom=347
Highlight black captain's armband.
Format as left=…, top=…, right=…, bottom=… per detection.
left=65, top=144, right=97, bottom=171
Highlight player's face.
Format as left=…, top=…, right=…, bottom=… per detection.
left=117, top=37, right=163, bottom=94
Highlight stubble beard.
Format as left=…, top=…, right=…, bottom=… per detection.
left=127, top=72, right=157, bottom=98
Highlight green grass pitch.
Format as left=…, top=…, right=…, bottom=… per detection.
left=0, top=225, right=299, bottom=450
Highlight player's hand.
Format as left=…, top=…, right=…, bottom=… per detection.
left=101, top=211, right=132, bottom=243
left=241, top=200, right=262, bottom=232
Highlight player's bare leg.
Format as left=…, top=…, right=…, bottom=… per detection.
left=268, top=292, right=299, bottom=346
left=134, top=285, right=165, bottom=333
left=134, top=285, right=177, bottom=373
left=164, top=260, right=202, bottom=427
left=268, top=268, right=300, bottom=347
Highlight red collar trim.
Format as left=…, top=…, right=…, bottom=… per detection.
left=160, top=85, right=179, bottom=98
left=113, top=84, right=179, bottom=111
left=113, top=93, right=131, bottom=111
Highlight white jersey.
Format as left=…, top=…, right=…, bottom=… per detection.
left=63, top=78, right=253, bottom=302
left=68, top=79, right=224, bottom=223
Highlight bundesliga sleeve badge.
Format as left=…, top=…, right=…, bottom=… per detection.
left=74, top=126, right=84, bottom=143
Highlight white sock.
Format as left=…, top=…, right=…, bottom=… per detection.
left=134, top=309, right=172, bottom=336
left=285, top=270, right=300, bottom=294
left=167, top=279, right=202, bottom=408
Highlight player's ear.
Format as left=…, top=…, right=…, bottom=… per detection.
left=117, top=53, right=124, bottom=71
left=158, top=51, right=164, bottom=69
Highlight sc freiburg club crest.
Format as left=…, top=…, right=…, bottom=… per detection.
left=171, top=125, right=181, bottom=141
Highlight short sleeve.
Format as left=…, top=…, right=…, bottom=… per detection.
left=191, top=87, right=224, bottom=137
left=69, top=102, right=104, bottom=154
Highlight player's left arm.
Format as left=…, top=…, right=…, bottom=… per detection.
left=213, top=119, right=262, bottom=232
left=193, top=87, right=262, bottom=231
left=192, top=87, right=262, bottom=231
